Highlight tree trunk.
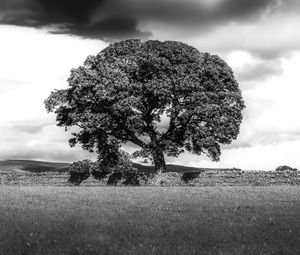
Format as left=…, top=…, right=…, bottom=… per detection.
left=152, top=149, right=167, bottom=174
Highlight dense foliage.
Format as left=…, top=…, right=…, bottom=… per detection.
left=92, top=150, right=149, bottom=186
left=45, top=39, right=245, bottom=172
left=69, top=152, right=149, bottom=186
left=68, top=159, right=92, bottom=185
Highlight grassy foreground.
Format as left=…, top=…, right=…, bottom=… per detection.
left=1, top=186, right=300, bottom=255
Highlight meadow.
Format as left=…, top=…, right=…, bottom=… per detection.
left=1, top=185, right=300, bottom=255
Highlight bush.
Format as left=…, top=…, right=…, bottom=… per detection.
left=107, top=172, right=123, bottom=185
left=122, top=168, right=150, bottom=186
left=91, top=151, right=150, bottom=186
left=276, top=165, right=298, bottom=172
left=181, top=172, right=201, bottom=183
left=68, top=160, right=93, bottom=185
left=91, top=162, right=111, bottom=180
left=107, top=152, right=149, bottom=186
left=68, top=151, right=150, bottom=186
left=105, top=168, right=149, bottom=186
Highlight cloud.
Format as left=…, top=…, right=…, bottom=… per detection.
left=0, top=26, right=105, bottom=161
left=229, top=52, right=300, bottom=154
left=226, top=51, right=283, bottom=82
left=95, top=0, right=276, bottom=24
left=0, top=0, right=283, bottom=40
left=1, top=0, right=298, bottom=63
left=1, top=0, right=299, bottom=58
left=0, top=0, right=142, bottom=39
left=0, top=25, right=107, bottom=122
left=0, top=0, right=98, bottom=25
left=0, top=118, right=96, bottom=162
left=237, top=60, right=283, bottom=82
left=7, top=120, right=52, bottom=134
left=169, top=139, right=300, bottom=170
left=52, top=18, right=151, bottom=40
left=0, top=142, right=95, bottom=162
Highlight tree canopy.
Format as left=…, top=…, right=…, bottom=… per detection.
left=45, top=39, right=245, bottom=172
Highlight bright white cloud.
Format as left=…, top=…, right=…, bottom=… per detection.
left=170, top=139, right=300, bottom=170
left=0, top=25, right=107, bottom=122
left=0, top=25, right=107, bottom=161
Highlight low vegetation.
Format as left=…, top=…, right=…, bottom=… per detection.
left=1, top=186, right=300, bottom=255
left=68, top=153, right=151, bottom=186
left=2, top=169, right=300, bottom=187
left=66, top=157, right=300, bottom=187
left=1, top=162, right=300, bottom=254
left=276, top=165, right=298, bottom=172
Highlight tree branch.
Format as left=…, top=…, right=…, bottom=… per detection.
left=128, top=135, right=147, bottom=148
left=110, top=129, right=147, bottom=149
left=162, top=99, right=181, bottom=140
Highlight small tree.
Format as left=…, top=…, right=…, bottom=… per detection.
left=45, top=39, right=245, bottom=173
left=68, top=159, right=92, bottom=185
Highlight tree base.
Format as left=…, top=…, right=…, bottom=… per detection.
left=149, top=171, right=168, bottom=186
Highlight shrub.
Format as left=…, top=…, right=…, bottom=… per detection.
left=68, top=159, right=92, bottom=185
left=181, top=172, right=201, bottom=183
left=276, top=165, right=298, bottom=172
left=91, top=150, right=150, bottom=186
left=122, top=168, right=150, bottom=186
left=116, top=152, right=151, bottom=185
left=68, top=151, right=150, bottom=186
left=91, top=162, right=111, bottom=180
left=107, top=172, right=123, bottom=185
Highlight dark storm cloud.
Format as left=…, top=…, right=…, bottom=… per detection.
left=0, top=0, right=100, bottom=26
left=52, top=17, right=151, bottom=40
left=126, top=0, right=276, bottom=24
left=0, top=0, right=281, bottom=40
left=0, top=0, right=147, bottom=39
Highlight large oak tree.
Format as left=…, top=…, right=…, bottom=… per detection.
left=45, top=39, right=245, bottom=173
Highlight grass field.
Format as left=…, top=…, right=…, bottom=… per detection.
left=1, top=186, right=300, bottom=254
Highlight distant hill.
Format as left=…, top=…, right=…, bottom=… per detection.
left=0, top=160, right=241, bottom=174
left=0, top=160, right=70, bottom=173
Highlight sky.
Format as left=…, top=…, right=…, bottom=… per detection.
left=0, top=0, right=299, bottom=170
